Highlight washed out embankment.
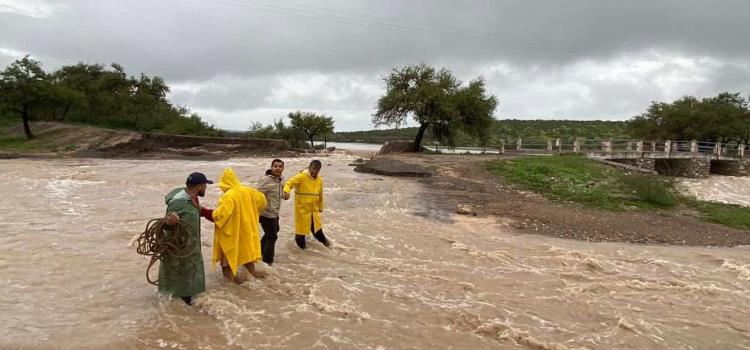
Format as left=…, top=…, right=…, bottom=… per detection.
left=358, top=153, right=750, bottom=247
left=0, top=121, right=293, bottom=160
left=75, top=132, right=290, bottom=160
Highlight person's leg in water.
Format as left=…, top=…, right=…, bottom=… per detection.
left=313, top=230, right=331, bottom=247
left=244, top=261, right=268, bottom=278
left=311, top=216, right=331, bottom=247
left=218, top=252, right=244, bottom=284
left=295, top=234, right=306, bottom=249
left=219, top=254, right=236, bottom=282
left=180, top=296, right=193, bottom=305
left=260, top=216, right=279, bottom=264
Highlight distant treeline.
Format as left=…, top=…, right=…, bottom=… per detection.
left=327, top=119, right=631, bottom=146
left=628, top=92, right=750, bottom=144
left=330, top=91, right=750, bottom=146
left=0, top=56, right=218, bottom=138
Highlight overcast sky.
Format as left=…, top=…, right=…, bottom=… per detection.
left=1, top=0, right=749, bottom=131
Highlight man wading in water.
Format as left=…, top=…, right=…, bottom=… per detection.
left=283, top=160, right=332, bottom=249
left=212, top=168, right=268, bottom=282
left=162, top=172, right=215, bottom=305
left=255, top=159, right=285, bottom=265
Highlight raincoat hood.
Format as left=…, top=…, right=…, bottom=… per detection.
left=219, top=168, right=241, bottom=193
left=165, top=187, right=190, bottom=205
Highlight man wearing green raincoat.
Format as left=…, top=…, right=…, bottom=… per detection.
left=160, top=172, right=215, bottom=305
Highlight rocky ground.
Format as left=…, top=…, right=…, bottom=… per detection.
left=356, top=153, right=750, bottom=247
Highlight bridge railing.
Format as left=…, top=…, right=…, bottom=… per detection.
left=493, top=138, right=747, bottom=159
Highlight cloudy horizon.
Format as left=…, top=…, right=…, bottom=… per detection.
left=1, top=0, right=749, bottom=131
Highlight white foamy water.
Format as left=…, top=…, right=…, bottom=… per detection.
left=681, top=175, right=750, bottom=207
left=1, top=156, right=749, bottom=349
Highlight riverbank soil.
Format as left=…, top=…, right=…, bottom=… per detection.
left=0, top=121, right=292, bottom=159
left=369, top=153, right=750, bottom=247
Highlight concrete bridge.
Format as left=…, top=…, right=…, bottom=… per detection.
left=499, top=139, right=749, bottom=178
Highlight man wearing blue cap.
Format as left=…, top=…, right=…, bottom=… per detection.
left=161, top=172, right=215, bottom=305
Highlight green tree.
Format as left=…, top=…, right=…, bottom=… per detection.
left=0, top=57, right=219, bottom=138
left=50, top=62, right=102, bottom=121
left=248, top=121, right=276, bottom=139
left=701, top=92, right=749, bottom=143
left=454, top=78, right=498, bottom=147
left=0, top=56, right=53, bottom=139
left=248, top=118, right=307, bottom=147
left=319, top=116, right=335, bottom=148
left=288, top=111, right=333, bottom=151
left=373, top=64, right=498, bottom=151
left=44, top=84, right=86, bottom=121
left=628, top=93, right=750, bottom=143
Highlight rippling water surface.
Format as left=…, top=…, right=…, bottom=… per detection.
left=1, top=156, right=749, bottom=349
left=681, top=175, right=750, bottom=207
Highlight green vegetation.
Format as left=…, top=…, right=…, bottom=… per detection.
left=373, top=64, right=498, bottom=151
left=247, top=118, right=304, bottom=147
left=0, top=117, right=68, bottom=153
left=0, top=132, right=34, bottom=152
left=628, top=92, right=750, bottom=143
left=0, top=56, right=218, bottom=139
left=689, top=201, right=750, bottom=230
left=494, top=119, right=630, bottom=140
left=288, top=111, right=334, bottom=150
left=330, top=119, right=630, bottom=146
left=331, top=91, right=748, bottom=148
left=486, top=155, right=750, bottom=229
left=247, top=111, right=335, bottom=150
left=485, top=155, right=677, bottom=210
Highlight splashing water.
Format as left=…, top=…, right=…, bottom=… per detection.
left=1, top=156, right=749, bottom=349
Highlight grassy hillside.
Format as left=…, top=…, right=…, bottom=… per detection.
left=328, top=119, right=631, bottom=145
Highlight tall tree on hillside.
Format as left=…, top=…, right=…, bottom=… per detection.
left=373, top=64, right=498, bottom=151
left=0, top=56, right=53, bottom=139
left=288, top=111, right=333, bottom=151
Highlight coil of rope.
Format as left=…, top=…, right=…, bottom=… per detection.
left=135, top=218, right=196, bottom=285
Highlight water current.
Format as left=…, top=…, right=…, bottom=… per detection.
left=1, top=156, right=748, bottom=349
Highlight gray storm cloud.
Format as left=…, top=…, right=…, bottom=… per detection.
left=1, top=0, right=749, bottom=130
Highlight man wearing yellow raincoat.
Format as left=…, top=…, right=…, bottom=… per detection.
left=211, top=168, right=268, bottom=282
left=283, top=160, right=332, bottom=249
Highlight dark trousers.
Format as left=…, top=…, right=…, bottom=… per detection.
left=260, top=216, right=280, bottom=264
left=295, top=216, right=329, bottom=249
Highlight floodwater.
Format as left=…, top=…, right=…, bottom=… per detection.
left=323, top=142, right=382, bottom=152
left=1, top=156, right=749, bottom=350
left=681, top=175, right=750, bottom=207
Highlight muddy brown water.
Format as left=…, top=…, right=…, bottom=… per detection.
left=681, top=176, right=750, bottom=208
left=1, top=156, right=749, bottom=349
